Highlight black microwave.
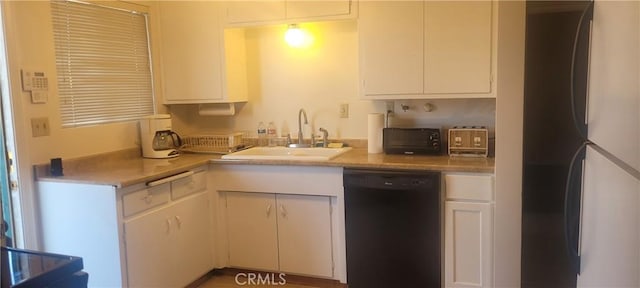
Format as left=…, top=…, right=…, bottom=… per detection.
left=383, top=128, right=442, bottom=155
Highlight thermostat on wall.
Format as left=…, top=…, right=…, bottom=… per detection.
left=21, top=69, right=49, bottom=104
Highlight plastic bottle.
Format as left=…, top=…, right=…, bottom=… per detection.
left=267, top=122, right=277, bottom=137
left=257, top=121, right=266, bottom=146
left=267, top=122, right=277, bottom=146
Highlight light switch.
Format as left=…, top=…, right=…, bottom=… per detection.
left=31, top=117, right=50, bottom=137
left=340, top=103, right=349, bottom=118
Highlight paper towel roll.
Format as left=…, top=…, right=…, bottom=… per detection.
left=368, top=113, right=384, bottom=154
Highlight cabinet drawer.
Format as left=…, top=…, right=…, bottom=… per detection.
left=123, top=183, right=170, bottom=217
left=445, top=174, right=494, bottom=201
left=171, top=170, right=206, bottom=200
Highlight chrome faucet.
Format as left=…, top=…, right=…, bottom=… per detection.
left=319, top=127, right=329, bottom=147
left=298, top=108, right=308, bottom=145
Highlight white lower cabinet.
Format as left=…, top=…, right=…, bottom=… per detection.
left=226, top=192, right=279, bottom=271
left=444, top=174, right=494, bottom=288
left=225, top=192, right=333, bottom=278
left=125, top=192, right=212, bottom=287
left=36, top=166, right=211, bottom=287
left=276, top=194, right=333, bottom=277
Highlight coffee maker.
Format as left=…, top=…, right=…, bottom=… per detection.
left=139, top=114, right=182, bottom=159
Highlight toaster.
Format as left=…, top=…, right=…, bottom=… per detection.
left=448, top=126, right=489, bottom=157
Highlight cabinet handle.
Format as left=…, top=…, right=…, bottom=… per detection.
left=142, top=194, right=153, bottom=204
left=165, top=218, right=171, bottom=234
left=266, top=204, right=272, bottom=217
left=175, top=216, right=182, bottom=229
left=279, top=204, right=287, bottom=218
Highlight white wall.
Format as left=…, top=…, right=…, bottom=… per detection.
left=0, top=0, right=164, bottom=249
left=1, top=1, right=166, bottom=166
left=494, top=1, right=525, bottom=287
left=170, top=21, right=495, bottom=140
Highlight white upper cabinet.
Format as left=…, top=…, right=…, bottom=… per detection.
left=424, top=1, right=492, bottom=95
left=358, top=1, right=424, bottom=95
left=359, top=1, right=496, bottom=99
left=286, top=0, right=351, bottom=20
left=223, top=0, right=354, bottom=26
left=154, top=1, right=248, bottom=104
left=225, top=1, right=286, bottom=24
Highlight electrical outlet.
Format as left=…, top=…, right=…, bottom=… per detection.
left=386, top=101, right=395, bottom=114
left=31, top=117, right=50, bottom=137
left=340, top=103, right=349, bottom=118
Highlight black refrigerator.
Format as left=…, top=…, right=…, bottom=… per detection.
left=522, top=1, right=592, bottom=287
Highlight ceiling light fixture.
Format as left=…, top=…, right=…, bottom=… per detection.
left=285, top=24, right=305, bottom=47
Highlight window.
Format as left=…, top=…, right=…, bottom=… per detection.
left=51, top=0, right=155, bottom=127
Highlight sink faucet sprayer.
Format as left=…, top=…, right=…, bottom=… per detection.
left=319, top=127, right=329, bottom=147
left=298, top=108, right=308, bottom=145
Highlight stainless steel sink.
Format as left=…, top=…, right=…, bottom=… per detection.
left=221, top=146, right=352, bottom=161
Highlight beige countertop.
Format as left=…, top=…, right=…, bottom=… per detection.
left=34, top=149, right=216, bottom=188
left=35, top=148, right=494, bottom=188
left=212, top=148, right=494, bottom=173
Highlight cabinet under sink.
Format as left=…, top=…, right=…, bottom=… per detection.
left=210, top=164, right=345, bottom=281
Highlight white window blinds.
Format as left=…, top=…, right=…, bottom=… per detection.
left=51, top=0, right=155, bottom=127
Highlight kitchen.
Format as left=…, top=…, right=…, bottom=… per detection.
left=0, top=1, right=636, bottom=288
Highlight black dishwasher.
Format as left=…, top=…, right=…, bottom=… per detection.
left=343, top=169, right=441, bottom=288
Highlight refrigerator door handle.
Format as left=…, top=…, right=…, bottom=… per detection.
left=564, top=142, right=587, bottom=275
left=570, top=0, right=594, bottom=139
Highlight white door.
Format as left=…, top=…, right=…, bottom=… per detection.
left=286, top=0, right=350, bottom=19
left=424, top=1, right=492, bottom=95
left=276, top=194, right=333, bottom=277
left=124, top=208, right=175, bottom=287
left=588, top=0, right=640, bottom=171
left=158, top=1, right=223, bottom=102
left=226, top=192, right=279, bottom=271
left=444, top=201, right=493, bottom=288
left=174, top=192, right=212, bottom=286
left=578, top=145, right=640, bottom=287
left=224, top=1, right=286, bottom=24
left=359, top=1, right=424, bottom=96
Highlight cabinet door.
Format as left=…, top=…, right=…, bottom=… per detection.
left=226, top=192, right=279, bottom=271
left=157, top=1, right=223, bottom=102
left=445, top=201, right=493, bottom=288
left=359, top=1, right=424, bottom=96
left=225, top=1, right=286, bottom=24
left=174, top=192, right=212, bottom=286
left=286, top=0, right=351, bottom=19
left=124, top=208, right=176, bottom=287
left=276, top=194, right=333, bottom=278
left=424, top=1, right=493, bottom=94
